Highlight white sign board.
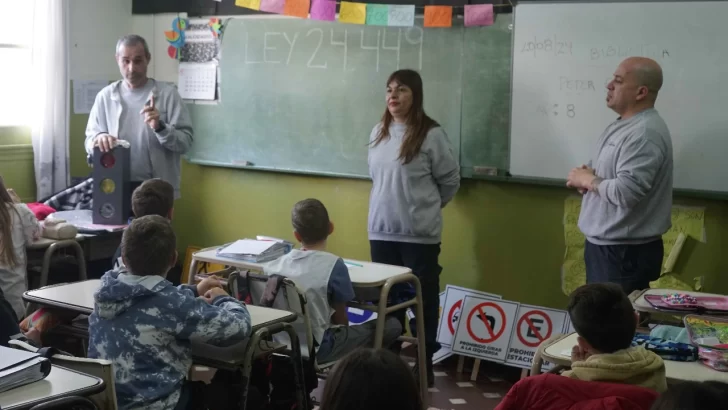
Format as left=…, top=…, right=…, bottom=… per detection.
left=506, top=305, right=567, bottom=370
left=437, top=285, right=502, bottom=347
left=452, top=295, right=519, bottom=363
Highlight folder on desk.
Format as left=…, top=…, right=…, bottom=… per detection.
left=0, top=346, right=51, bottom=393
left=216, top=239, right=292, bottom=263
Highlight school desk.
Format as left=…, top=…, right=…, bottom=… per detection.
left=0, top=365, right=105, bottom=410
left=630, top=288, right=727, bottom=318
left=23, top=280, right=307, bottom=410
left=187, top=247, right=430, bottom=401
left=533, top=332, right=728, bottom=383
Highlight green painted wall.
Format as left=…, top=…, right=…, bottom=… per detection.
left=66, top=113, right=728, bottom=309
left=0, top=127, right=35, bottom=202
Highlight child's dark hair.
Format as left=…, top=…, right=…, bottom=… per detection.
left=131, top=178, right=174, bottom=218
left=319, top=348, right=422, bottom=410
left=567, top=283, right=636, bottom=353
left=651, top=381, right=728, bottom=409
left=121, top=215, right=176, bottom=277
left=291, top=199, right=330, bottom=245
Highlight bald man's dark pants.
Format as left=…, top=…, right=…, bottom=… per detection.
left=584, top=239, right=663, bottom=295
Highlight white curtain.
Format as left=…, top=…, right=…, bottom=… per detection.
left=30, top=0, right=69, bottom=200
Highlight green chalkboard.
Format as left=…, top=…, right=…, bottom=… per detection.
left=186, top=14, right=513, bottom=178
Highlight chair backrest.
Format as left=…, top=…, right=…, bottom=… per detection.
left=228, top=270, right=316, bottom=360
left=9, top=340, right=118, bottom=410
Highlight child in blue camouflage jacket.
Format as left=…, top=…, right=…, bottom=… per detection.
left=88, top=215, right=252, bottom=410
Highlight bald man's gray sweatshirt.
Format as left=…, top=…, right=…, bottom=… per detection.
left=368, top=123, right=460, bottom=244
left=578, top=108, right=673, bottom=245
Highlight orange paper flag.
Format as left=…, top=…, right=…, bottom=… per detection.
left=424, top=6, right=452, bottom=28
left=284, top=0, right=310, bottom=18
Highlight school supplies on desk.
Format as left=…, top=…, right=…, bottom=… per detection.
left=644, top=293, right=728, bottom=314
left=216, top=239, right=292, bottom=263
left=0, top=346, right=52, bottom=393
left=684, top=315, right=728, bottom=371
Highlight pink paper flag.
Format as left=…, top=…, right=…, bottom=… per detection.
left=260, top=0, right=285, bottom=14
left=311, top=0, right=336, bottom=21
left=464, top=4, right=494, bottom=27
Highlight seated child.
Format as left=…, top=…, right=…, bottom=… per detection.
left=113, top=178, right=174, bottom=270
left=651, top=381, right=728, bottom=409
left=0, top=179, right=42, bottom=320
left=563, top=283, right=667, bottom=392
left=20, top=178, right=176, bottom=345
left=319, top=348, right=421, bottom=410
left=88, top=215, right=252, bottom=410
left=263, top=199, right=402, bottom=364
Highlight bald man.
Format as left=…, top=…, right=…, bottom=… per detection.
left=566, top=57, right=673, bottom=295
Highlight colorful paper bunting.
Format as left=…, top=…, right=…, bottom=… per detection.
left=260, top=0, right=285, bottom=14
left=366, top=4, right=389, bottom=26
left=424, top=6, right=453, bottom=28
left=388, top=5, right=415, bottom=27
left=235, top=0, right=262, bottom=11
left=310, top=0, right=336, bottom=21
left=464, top=4, right=494, bottom=27
left=339, top=2, right=367, bottom=25
left=284, top=0, right=310, bottom=18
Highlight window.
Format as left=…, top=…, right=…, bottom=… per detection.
left=0, top=2, right=35, bottom=126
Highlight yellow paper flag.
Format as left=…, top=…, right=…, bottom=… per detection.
left=236, top=0, right=262, bottom=11
left=339, top=2, right=367, bottom=24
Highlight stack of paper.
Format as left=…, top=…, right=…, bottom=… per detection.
left=0, top=346, right=51, bottom=393
left=216, top=239, right=292, bottom=263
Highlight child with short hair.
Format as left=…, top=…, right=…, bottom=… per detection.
left=563, top=283, right=667, bottom=392
left=113, top=178, right=174, bottom=270
left=264, top=199, right=402, bottom=364
left=88, top=215, right=252, bottom=410
left=319, top=348, right=422, bottom=410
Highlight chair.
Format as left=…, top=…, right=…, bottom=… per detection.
left=227, top=270, right=338, bottom=374
left=9, top=339, right=118, bottom=410
left=29, top=396, right=98, bottom=410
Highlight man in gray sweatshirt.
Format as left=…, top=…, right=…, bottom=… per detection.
left=85, top=35, right=193, bottom=200
left=566, top=57, right=673, bottom=295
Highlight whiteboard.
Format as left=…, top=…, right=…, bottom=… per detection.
left=510, top=1, right=728, bottom=192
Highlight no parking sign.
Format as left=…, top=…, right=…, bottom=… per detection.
left=506, top=305, right=567, bottom=369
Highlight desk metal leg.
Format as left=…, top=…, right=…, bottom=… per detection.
left=188, top=259, right=199, bottom=285
left=40, top=240, right=86, bottom=287
left=238, top=324, right=307, bottom=410
left=370, top=274, right=427, bottom=404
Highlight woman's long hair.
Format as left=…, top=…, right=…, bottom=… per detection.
left=0, top=176, right=19, bottom=267
left=372, top=69, right=439, bottom=164
left=319, top=348, right=423, bottom=410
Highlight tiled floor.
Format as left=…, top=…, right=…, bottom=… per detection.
left=194, top=353, right=519, bottom=410
left=311, top=353, right=519, bottom=410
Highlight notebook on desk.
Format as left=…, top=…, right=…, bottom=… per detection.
left=216, top=238, right=292, bottom=263
left=0, top=346, right=51, bottom=393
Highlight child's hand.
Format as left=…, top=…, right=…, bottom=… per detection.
left=197, top=277, right=222, bottom=296
left=202, top=287, right=229, bottom=304
left=571, top=345, right=590, bottom=362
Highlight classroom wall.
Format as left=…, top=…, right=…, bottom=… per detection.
left=54, top=2, right=728, bottom=309
left=0, top=127, right=35, bottom=202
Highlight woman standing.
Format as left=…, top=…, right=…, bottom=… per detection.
left=367, top=69, right=460, bottom=386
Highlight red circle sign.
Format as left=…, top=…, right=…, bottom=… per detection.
left=447, top=300, right=462, bottom=335
left=466, top=302, right=506, bottom=344
left=516, top=310, right=553, bottom=348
